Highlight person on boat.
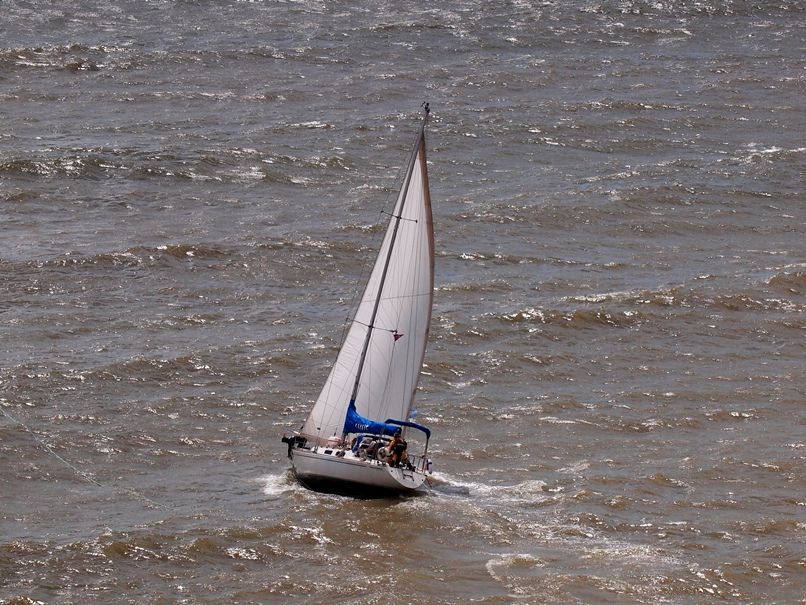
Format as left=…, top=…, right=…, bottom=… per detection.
left=387, top=429, right=408, bottom=468
left=365, top=437, right=380, bottom=460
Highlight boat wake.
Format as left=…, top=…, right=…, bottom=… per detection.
left=258, top=471, right=299, bottom=498
left=426, top=472, right=548, bottom=503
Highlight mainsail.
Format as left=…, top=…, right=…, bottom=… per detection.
left=301, top=112, right=434, bottom=444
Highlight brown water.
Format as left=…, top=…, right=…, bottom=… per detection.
left=1, top=1, right=804, bottom=603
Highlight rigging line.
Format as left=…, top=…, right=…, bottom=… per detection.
left=380, top=210, right=418, bottom=223
left=352, top=291, right=431, bottom=309
left=0, top=405, right=171, bottom=510
left=350, top=318, right=398, bottom=334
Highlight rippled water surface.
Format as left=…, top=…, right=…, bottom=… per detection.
left=1, top=1, right=804, bottom=604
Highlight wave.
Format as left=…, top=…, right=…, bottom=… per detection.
left=767, top=269, right=805, bottom=294
left=575, top=1, right=803, bottom=18
left=564, top=281, right=803, bottom=314
left=0, top=146, right=350, bottom=185
left=149, top=243, right=233, bottom=260
left=259, top=237, right=368, bottom=258
left=0, top=156, right=110, bottom=179
left=1, top=244, right=239, bottom=272
left=456, top=202, right=748, bottom=238
left=735, top=518, right=802, bottom=537
left=730, top=145, right=806, bottom=165
left=0, top=41, right=360, bottom=77
left=48, top=354, right=226, bottom=387
left=437, top=279, right=515, bottom=294
left=580, top=98, right=682, bottom=112
left=485, top=307, right=645, bottom=329
left=258, top=472, right=299, bottom=498
left=427, top=472, right=549, bottom=503
left=0, top=43, right=120, bottom=71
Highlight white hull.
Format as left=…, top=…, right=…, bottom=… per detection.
left=291, top=447, right=427, bottom=497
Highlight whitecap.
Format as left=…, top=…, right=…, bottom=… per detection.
left=427, top=472, right=548, bottom=503
left=485, top=552, right=544, bottom=583
left=258, top=472, right=297, bottom=497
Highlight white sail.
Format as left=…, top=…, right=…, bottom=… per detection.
left=301, top=128, right=433, bottom=444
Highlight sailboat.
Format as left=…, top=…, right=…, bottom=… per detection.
left=282, top=104, right=435, bottom=497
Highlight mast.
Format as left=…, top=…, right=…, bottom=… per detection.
left=343, top=104, right=430, bottom=432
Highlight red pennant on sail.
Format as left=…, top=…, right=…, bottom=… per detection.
left=393, top=331, right=404, bottom=342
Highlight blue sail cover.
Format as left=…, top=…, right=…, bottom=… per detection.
left=385, top=418, right=431, bottom=440
left=343, top=402, right=400, bottom=437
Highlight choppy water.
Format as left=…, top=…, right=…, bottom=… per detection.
left=1, top=1, right=804, bottom=603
